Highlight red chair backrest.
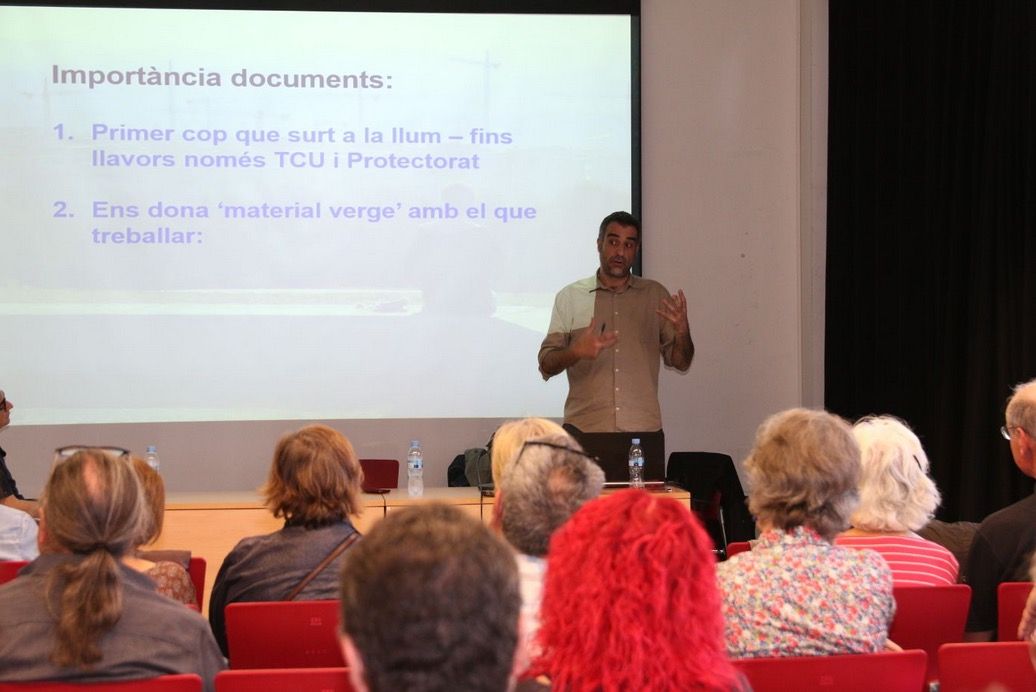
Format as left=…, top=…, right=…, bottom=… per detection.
left=732, top=649, right=927, bottom=692
left=938, top=641, right=1036, bottom=692
left=215, top=667, right=354, bottom=692
left=359, top=459, right=399, bottom=491
left=0, top=674, right=203, bottom=691
left=725, top=541, right=752, bottom=558
left=888, top=584, right=971, bottom=682
left=997, top=581, right=1033, bottom=642
left=0, top=560, right=29, bottom=585
left=187, top=557, right=206, bottom=611
left=225, top=600, right=345, bottom=669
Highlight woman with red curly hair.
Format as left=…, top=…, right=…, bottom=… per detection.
left=531, top=489, right=744, bottom=691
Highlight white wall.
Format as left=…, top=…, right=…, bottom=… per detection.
left=1, top=0, right=825, bottom=494
left=646, top=0, right=826, bottom=481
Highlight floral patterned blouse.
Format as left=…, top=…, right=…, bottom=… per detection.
left=717, top=526, right=894, bottom=659
left=147, top=560, right=197, bottom=607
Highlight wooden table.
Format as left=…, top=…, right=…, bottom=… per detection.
left=156, top=486, right=690, bottom=614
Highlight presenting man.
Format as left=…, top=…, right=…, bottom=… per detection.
left=538, top=211, right=693, bottom=434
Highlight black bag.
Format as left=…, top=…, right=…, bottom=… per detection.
left=462, top=447, right=492, bottom=488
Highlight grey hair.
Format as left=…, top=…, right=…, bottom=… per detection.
left=1006, top=378, right=1036, bottom=438
left=499, top=432, right=605, bottom=556
left=850, top=415, right=941, bottom=532
left=745, top=408, right=861, bottom=541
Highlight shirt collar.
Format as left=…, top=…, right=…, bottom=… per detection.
left=590, top=271, right=642, bottom=293
left=754, top=524, right=828, bottom=549
left=24, top=553, right=159, bottom=591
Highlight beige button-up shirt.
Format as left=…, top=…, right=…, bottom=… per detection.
left=538, top=274, right=681, bottom=432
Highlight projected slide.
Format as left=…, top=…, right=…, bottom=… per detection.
left=0, top=5, right=633, bottom=424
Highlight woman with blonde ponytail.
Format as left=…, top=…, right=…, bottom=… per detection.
left=0, top=449, right=224, bottom=689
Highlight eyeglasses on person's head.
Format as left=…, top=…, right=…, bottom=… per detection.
left=54, top=445, right=131, bottom=461
left=515, top=439, right=599, bottom=466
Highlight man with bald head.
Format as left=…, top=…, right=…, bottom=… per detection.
left=963, top=378, right=1036, bottom=641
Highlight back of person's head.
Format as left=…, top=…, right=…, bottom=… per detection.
left=129, top=456, right=165, bottom=546
left=262, top=423, right=362, bottom=528
left=499, top=432, right=604, bottom=556
left=41, top=449, right=147, bottom=668
left=851, top=415, right=940, bottom=532
left=490, top=417, right=566, bottom=488
left=1007, top=378, right=1036, bottom=437
left=534, top=490, right=737, bottom=691
left=745, top=407, right=861, bottom=540
left=339, top=503, right=520, bottom=692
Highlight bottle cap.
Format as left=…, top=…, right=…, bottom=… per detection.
left=632, top=438, right=640, bottom=445
left=146, top=445, right=157, bottom=453
left=410, top=440, right=420, bottom=447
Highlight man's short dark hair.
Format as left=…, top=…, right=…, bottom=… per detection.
left=598, top=210, right=641, bottom=241
left=339, top=503, right=520, bottom=692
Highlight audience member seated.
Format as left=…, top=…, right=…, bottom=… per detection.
left=531, top=489, right=745, bottom=691
left=0, top=501, right=38, bottom=561
left=496, top=429, right=604, bottom=664
left=0, top=449, right=224, bottom=688
left=0, top=389, right=39, bottom=518
left=964, top=377, right=1036, bottom=641
left=121, top=456, right=197, bottom=605
left=490, top=417, right=567, bottom=489
left=209, top=423, right=363, bottom=655
left=1016, top=554, right=1036, bottom=668
left=338, top=503, right=522, bottom=692
left=835, top=415, right=959, bottom=585
left=718, top=408, right=895, bottom=658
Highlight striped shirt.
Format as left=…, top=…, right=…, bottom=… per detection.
left=835, top=534, right=959, bottom=586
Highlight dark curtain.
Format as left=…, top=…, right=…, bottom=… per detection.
left=826, top=1, right=1036, bottom=521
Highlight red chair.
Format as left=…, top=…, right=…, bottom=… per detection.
left=0, top=674, right=202, bottom=691
left=998, top=581, right=1033, bottom=642
left=938, top=641, right=1036, bottom=692
left=0, top=560, right=29, bottom=585
left=359, top=459, right=399, bottom=492
left=888, top=584, right=971, bottom=683
left=725, top=541, right=752, bottom=558
left=186, top=557, right=206, bottom=611
left=224, top=600, right=345, bottom=669
left=215, top=667, right=355, bottom=692
left=732, top=649, right=927, bottom=692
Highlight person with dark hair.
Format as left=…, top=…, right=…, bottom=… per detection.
left=209, top=423, right=363, bottom=655
left=0, top=449, right=224, bottom=688
left=531, top=489, right=743, bottom=691
left=964, top=378, right=1036, bottom=641
left=718, top=408, right=895, bottom=658
left=537, top=211, right=693, bottom=434
left=0, top=389, right=39, bottom=518
left=339, top=503, right=522, bottom=692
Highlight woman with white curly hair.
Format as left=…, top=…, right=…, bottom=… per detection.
left=835, top=415, right=958, bottom=585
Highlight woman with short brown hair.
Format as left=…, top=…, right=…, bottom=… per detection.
left=208, top=424, right=364, bottom=655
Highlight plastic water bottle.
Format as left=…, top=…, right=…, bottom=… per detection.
left=144, top=445, right=161, bottom=473
left=407, top=440, right=424, bottom=497
left=628, top=438, right=645, bottom=489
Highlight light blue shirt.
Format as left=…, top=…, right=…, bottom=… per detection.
left=0, top=503, right=38, bottom=561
